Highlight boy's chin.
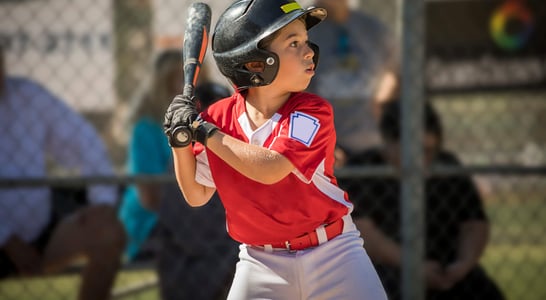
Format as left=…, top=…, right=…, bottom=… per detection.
left=291, top=85, right=309, bottom=93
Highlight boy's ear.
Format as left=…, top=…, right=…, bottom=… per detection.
left=244, top=61, right=265, bottom=73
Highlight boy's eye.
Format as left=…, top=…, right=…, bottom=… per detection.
left=290, top=41, right=298, bottom=47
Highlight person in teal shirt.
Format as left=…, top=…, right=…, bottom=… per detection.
left=119, top=118, right=172, bottom=260
left=118, top=50, right=186, bottom=261
left=118, top=49, right=231, bottom=264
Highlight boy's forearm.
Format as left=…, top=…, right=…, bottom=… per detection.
left=206, top=131, right=294, bottom=184
left=172, top=146, right=212, bottom=207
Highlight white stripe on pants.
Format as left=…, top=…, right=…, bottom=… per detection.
left=227, top=220, right=387, bottom=300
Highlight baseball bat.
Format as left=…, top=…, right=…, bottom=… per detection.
left=171, top=2, right=212, bottom=147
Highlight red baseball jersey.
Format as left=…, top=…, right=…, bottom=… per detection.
left=193, top=91, right=352, bottom=245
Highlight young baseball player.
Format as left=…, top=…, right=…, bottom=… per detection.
left=163, top=0, right=387, bottom=299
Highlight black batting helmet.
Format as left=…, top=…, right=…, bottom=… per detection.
left=212, top=0, right=326, bottom=90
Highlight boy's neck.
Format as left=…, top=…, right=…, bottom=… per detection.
left=245, top=87, right=291, bottom=117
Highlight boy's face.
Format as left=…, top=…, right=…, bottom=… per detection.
left=266, top=19, right=316, bottom=92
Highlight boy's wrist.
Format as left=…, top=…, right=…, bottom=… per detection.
left=193, top=120, right=218, bottom=146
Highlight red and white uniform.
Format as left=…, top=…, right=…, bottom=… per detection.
left=193, top=91, right=352, bottom=245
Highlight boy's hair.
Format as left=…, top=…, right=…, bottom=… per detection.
left=212, top=0, right=326, bottom=90
left=379, top=99, right=444, bottom=143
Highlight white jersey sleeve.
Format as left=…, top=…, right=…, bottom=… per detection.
left=195, top=149, right=216, bottom=188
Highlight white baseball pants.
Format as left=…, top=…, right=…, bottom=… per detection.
left=226, top=219, right=387, bottom=300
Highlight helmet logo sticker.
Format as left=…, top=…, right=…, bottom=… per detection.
left=289, top=111, right=320, bottom=147
left=281, top=2, right=302, bottom=14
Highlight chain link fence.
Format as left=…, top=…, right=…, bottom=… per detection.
left=1, top=0, right=545, bottom=299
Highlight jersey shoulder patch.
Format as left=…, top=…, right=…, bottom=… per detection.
left=289, top=111, right=320, bottom=147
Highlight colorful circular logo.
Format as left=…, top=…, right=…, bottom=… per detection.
left=490, top=0, right=534, bottom=51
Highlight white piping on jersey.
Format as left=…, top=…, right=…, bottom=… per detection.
left=238, top=112, right=281, bottom=146
left=308, top=159, right=354, bottom=212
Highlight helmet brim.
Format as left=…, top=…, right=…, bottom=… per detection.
left=304, top=7, right=328, bottom=30
left=257, top=6, right=327, bottom=44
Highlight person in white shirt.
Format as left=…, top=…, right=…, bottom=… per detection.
left=307, top=0, right=400, bottom=167
left=0, top=45, right=126, bottom=300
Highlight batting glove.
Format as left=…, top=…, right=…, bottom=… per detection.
left=164, top=94, right=198, bottom=147
left=164, top=94, right=218, bottom=147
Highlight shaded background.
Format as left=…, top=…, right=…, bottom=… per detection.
left=1, top=0, right=545, bottom=299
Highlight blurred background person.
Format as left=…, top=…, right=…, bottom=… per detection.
left=342, top=100, right=505, bottom=300
left=118, top=49, right=187, bottom=263
left=157, top=81, right=238, bottom=300
left=117, top=48, right=238, bottom=300
left=0, top=45, right=125, bottom=300
left=307, top=0, right=399, bottom=167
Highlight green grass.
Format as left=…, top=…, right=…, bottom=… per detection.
left=482, top=244, right=546, bottom=300
left=0, top=275, right=79, bottom=300
left=0, top=270, right=159, bottom=300
left=487, top=199, right=546, bottom=245
left=480, top=198, right=546, bottom=300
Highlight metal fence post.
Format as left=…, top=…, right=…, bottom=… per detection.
left=399, top=0, right=425, bottom=299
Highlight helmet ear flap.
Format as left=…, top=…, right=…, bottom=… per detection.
left=308, top=41, right=320, bottom=69
left=250, top=74, right=264, bottom=85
